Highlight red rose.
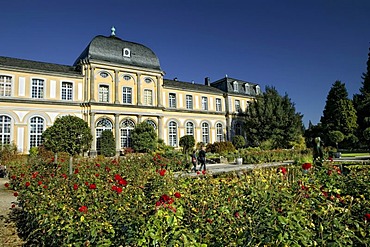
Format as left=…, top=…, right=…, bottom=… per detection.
left=43, top=185, right=48, bottom=189
left=96, top=163, right=101, bottom=167
left=79, top=205, right=88, bottom=213
left=278, top=167, right=287, bottom=175
left=234, top=211, right=240, bottom=218
left=4, top=183, right=9, bottom=188
left=38, top=181, right=42, bottom=185
left=11, top=175, right=16, bottom=180
left=114, top=174, right=122, bottom=181
left=11, top=204, right=16, bottom=208
left=197, top=171, right=200, bottom=175
left=159, top=169, right=166, bottom=176
left=25, top=182, right=30, bottom=187
left=174, top=192, right=181, bottom=198
left=73, top=184, right=78, bottom=190
left=112, top=185, right=118, bottom=191
left=95, top=173, right=100, bottom=177
left=116, top=187, right=123, bottom=194
left=13, top=192, right=18, bottom=197
left=365, top=214, right=370, bottom=221
left=61, top=174, right=68, bottom=179
left=74, top=169, right=79, bottom=174
left=302, top=163, right=312, bottom=170
left=202, top=170, right=206, bottom=175
left=155, top=201, right=162, bottom=207
left=89, top=184, right=97, bottom=189
left=119, top=179, right=127, bottom=186
left=84, top=181, right=89, bottom=186
left=105, top=167, right=111, bottom=172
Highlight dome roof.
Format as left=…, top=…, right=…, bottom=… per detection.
left=74, top=35, right=161, bottom=70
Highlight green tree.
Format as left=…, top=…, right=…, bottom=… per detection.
left=42, top=115, right=92, bottom=174
left=232, top=135, right=245, bottom=149
left=328, top=130, right=345, bottom=150
left=100, top=130, right=116, bottom=157
left=131, top=121, right=157, bottom=153
left=304, top=121, right=324, bottom=148
left=363, top=127, right=370, bottom=144
left=179, top=135, right=195, bottom=154
left=244, top=86, right=304, bottom=149
left=321, top=81, right=358, bottom=144
left=353, top=46, right=370, bottom=145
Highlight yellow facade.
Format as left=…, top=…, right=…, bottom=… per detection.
left=0, top=32, right=260, bottom=154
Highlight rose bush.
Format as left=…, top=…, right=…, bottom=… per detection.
left=5, top=154, right=370, bottom=246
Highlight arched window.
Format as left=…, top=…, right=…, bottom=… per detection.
left=0, top=115, right=11, bottom=145
left=96, top=118, right=113, bottom=151
left=186, top=122, right=194, bottom=136
left=120, top=119, right=135, bottom=148
left=29, top=116, right=44, bottom=148
left=216, top=123, right=223, bottom=142
left=168, top=121, right=177, bottom=147
left=146, top=119, right=157, bottom=130
left=202, top=122, right=209, bottom=144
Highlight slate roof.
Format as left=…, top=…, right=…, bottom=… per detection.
left=211, top=76, right=260, bottom=96
left=163, top=79, right=224, bottom=94
left=74, top=35, right=161, bottom=70
left=0, top=56, right=80, bottom=75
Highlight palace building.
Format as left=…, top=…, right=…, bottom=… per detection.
left=0, top=28, right=261, bottom=155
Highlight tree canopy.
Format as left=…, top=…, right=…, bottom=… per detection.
left=244, top=86, right=304, bottom=149
left=42, top=115, right=92, bottom=156
left=131, top=121, right=157, bottom=153
left=100, top=130, right=116, bottom=157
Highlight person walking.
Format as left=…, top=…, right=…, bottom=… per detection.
left=190, top=150, right=197, bottom=172
left=198, top=147, right=206, bottom=171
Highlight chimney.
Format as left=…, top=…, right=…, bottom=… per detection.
left=205, top=77, right=210, bottom=86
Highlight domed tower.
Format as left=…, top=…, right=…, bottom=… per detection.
left=76, top=27, right=165, bottom=156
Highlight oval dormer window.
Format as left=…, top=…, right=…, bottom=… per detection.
left=123, top=75, right=131, bottom=81
left=123, top=48, right=131, bottom=58
left=100, top=72, right=109, bottom=78
left=145, top=78, right=152, bottom=83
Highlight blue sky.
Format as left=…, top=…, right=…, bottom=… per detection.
left=1, top=0, right=370, bottom=127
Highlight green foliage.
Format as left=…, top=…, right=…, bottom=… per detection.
left=42, top=115, right=92, bottom=156
left=244, top=86, right=304, bottom=149
left=206, top=141, right=235, bottom=154
left=7, top=157, right=370, bottom=246
left=328, top=130, right=345, bottom=149
left=363, top=127, right=370, bottom=142
left=353, top=46, right=370, bottom=145
left=100, top=130, right=116, bottom=157
left=232, top=135, right=245, bottom=149
left=131, top=121, right=157, bottom=153
left=321, top=81, right=358, bottom=144
left=179, top=135, right=195, bottom=154
left=0, top=143, right=18, bottom=165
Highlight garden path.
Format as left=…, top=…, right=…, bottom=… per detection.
left=0, top=177, right=24, bottom=247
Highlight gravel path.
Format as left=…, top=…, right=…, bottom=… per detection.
left=0, top=177, right=24, bottom=247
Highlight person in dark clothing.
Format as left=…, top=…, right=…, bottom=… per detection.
left=190, top=150, right=197, bottom=172
left=198, top=147, right=206, bottom=171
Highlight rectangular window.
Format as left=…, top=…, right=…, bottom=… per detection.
left=186, top=95, right=193, bottom=109
left=61, top=82, right=73, bottom=100
left=144, top=89, right=153, bottom=105
left=122, top=87, right=132, bottom=104
left=235, top=100, right=241, bottom=112
left=0, top=76, right=12, bottom=97
left=169, top=93, right=176, bottom=108
left=216, top=98, right=222, bottom=112
left=99, top=85, right=109, bottom=102
left=32, top=79, right=44, bottom=98
left=202, top=96, right=208, bottom=110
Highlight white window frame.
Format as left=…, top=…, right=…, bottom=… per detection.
left=122, top=87, right=132, bottom=104
left=0, top=115, right=11, bottom=145
left=169, top=93, right=176, bottom=108
left=186, top=121, right=194, bottom=136
left=144, top=89, right=153, bottom=106
left=186, top=95, right=193, bottom=109
left=0, top=75, right=12, bottom=97
left=216, top=123, right=223, bottom=142
left=31, top=78, right=44, bottom=98
left=235, top=99, right=241, bottom=112
left=98, top=84, right=109, bottom=102
left=202, top=96, right=208, bottom=110
left=201, top=122, right=209, bottom=144
left=120, top=119, right=135, bottom=148
left=29, top=116, right=44, bottom=148
left=61, top=81, right=73, bottom=101
left=233, top=81, right=238, bottom=92
left=168, top=121, right=177, bottom=147
left=216, top=98, right=222, bottom=112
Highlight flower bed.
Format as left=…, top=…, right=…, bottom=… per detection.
left=5, top=154, right=370, bottom=246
